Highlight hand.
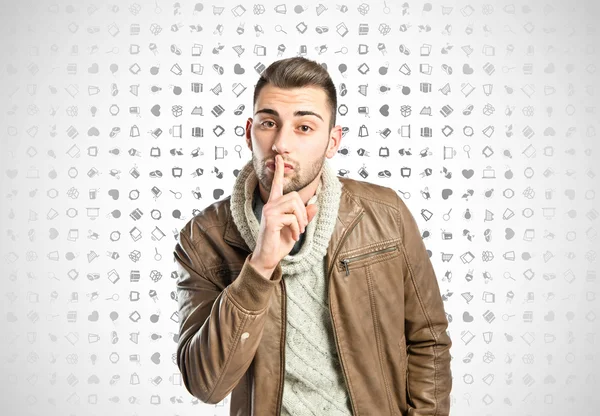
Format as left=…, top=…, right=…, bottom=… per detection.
left=249, top=154, right=318, bottom=276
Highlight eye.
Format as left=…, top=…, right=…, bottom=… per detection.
left=260, top=121, right=275, bottom=128
left=299, top=125, right=312, bottom=132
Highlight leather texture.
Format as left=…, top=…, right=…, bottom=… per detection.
left=174, top=176, right=453, bottom=415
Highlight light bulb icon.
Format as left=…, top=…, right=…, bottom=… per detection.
left=90, top=106, right=97, bottom=117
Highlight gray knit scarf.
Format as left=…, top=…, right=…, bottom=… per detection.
left=230, top=158, right=343, bottom=276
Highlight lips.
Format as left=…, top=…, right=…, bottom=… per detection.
left=267, top=161, right=293, bottom=170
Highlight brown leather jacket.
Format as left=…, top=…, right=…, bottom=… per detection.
left=174, top=176, right=453, bottom=415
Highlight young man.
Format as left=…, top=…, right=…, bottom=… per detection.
left=174, top=57, right=452, bottom=415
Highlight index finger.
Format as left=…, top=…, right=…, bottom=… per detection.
left=268, top=154, right=284, bottom=201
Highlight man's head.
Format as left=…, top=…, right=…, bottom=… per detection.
left=245, top=57, right=342, bottom=203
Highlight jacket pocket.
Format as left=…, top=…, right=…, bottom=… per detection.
left=338, top=242, right=400, bottom=276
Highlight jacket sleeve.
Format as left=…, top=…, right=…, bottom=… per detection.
left=174, top=225, right=283, bottom=404
left=396, top=197, right=453, bottom=416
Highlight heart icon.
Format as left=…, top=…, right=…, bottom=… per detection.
left=564, top=189, right=576, bottom=200
left=462, top=169, right=474, bottom=179
left=88, top=63, right=99, bottom=74
left=6, top=169, right=18, bottom=179
left=151, top=104, right=161, bottom=116
left=108, top=189, right=119, bottom=200
left=441, top=189, right=453, bottom=200
left=462, top=311, right=474, bottom=322
left=379, top=104, right=389, bottom=116
left=213, top=188, right=224, bottom=199
left=544, top=311, right=555, bottom=321
left=234, top=63, right=245, bottom=74
left=88, top=311, right=99, bottom=321
left=505, top=228, right=515, bottom=239
left=151, top=352, right=161, bottom=364
left=462, top=64, right=474, bottom=75
left=544, top=63, right=555, bottom=73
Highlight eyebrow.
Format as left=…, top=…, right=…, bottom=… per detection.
left=254, top=108, right=323, bottom=122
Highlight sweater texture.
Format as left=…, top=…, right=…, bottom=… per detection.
left=229, top=158, right=352, bottom=415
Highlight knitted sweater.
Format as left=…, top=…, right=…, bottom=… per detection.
left=229, top=158, right=353, bottom=415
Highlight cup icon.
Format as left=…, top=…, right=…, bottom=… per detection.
left=503, top=251, right=515, bottom=261
left=399, top=63, right=411, bottom=75
left=503, top=208, right=515, bottom=220
left=483, top=84, right=493, bottom=96
left=170, top=63, right=183, bottom=75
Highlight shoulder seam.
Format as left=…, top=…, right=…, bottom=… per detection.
left=343, top=184, right=399, bottom=211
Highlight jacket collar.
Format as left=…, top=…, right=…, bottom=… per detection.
left=224, top=177, right=364, bottom=253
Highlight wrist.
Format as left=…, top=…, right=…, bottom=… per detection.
left=248, top=254, right=276, bottom=280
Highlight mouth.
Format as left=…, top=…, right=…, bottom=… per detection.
left=266, top=161, right=294, bottom=170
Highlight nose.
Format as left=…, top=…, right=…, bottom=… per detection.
left=271, top=125, right=295, bottom=154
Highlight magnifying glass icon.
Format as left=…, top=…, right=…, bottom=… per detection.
left=504, top=272, right=515, bottom=281
left=106, top=293, right=119, bottom=301
left=463, top=145, right=471, bottom=158
left=235, top=145, right=242, bottom=158
left=275, top=25, right=287, bottom=34
left=106, top=47, right=119, bottom=54
left=154, top=247, right=162, bottom=261
left=170, top=189, right=182, bottom=199
left=335, top=47, right=348, bottom=54
left=443, top=208, right=452, bottom=221
left=383, top=1, right=391, bottom=13
left=397, top=189, right=411, bottom=199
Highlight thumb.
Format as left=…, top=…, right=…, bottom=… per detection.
left=306, top=203, right=318, bottom=223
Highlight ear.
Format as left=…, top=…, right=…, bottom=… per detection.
left=325, top=125, right=342, bottom=158
left=245, top=118, right=253, bottom=150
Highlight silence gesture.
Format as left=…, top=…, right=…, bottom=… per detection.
left=248, top=154, right=319, bottom=278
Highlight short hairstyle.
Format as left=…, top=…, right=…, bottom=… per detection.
left=253, top=57, right=337, bottom=131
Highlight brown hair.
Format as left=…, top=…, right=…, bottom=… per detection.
left=253, top=57, right=337, bottom=131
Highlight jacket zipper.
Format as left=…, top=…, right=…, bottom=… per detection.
left=327, top=210, right=365, bottom=415
left=277, top=276, right=287, bottom=415
left=277, top=210, right=366, bottom=415
left=341, top=246, right=398, bottom=276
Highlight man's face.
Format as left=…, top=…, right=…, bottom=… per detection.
left=246, top=84, right=341, bottom=196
